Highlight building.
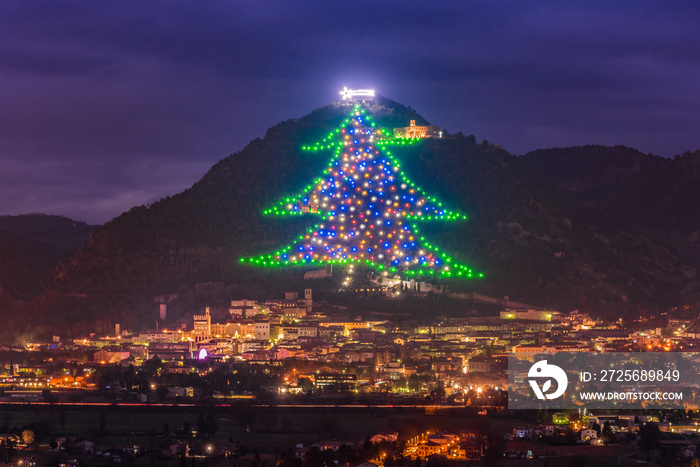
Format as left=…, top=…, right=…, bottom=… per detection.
left=228, top=321, right=255, bottom=339
left=315, top=373, right=358, bottom=392
left=265, top=291, right=310, bottom=321
left=133, top=332, right=181, bottom=345
left=512, top=344, right=556, bottom=361
left=304, top=266, right=332, bottom=280
left=254, top=321, right=270, bottom=341
left=500, top=309, right=560, bottom=322
left=229, top=299, right=261, bottom=318
left=193, top=307, right=212, bottom=343
left=304, top=289, right=313, bottom=313
left=393, top=120, right=440, bottom=139
left=298, top=324, right=319, bottom=338
left=468, top=355, right=507, bottom=373
left=93, top=349, right=131, bottom=364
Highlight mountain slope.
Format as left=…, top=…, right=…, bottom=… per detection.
left=521, top=147, right=700, bottom=269
left=0, top=214, right=97, bottom=310
left=610, top=150, right=700, bottom=234
left=0, top=214, right=96, bottom=252
left=521, top=145, right=670, bottom=209
left=11, top=98, right=697, bottom=340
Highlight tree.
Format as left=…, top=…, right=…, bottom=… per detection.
left=156, top=385, right=169, bottom=402
left=41, top=389, right=56, bottom=403
left=601, top=421, right=614, bottom=444
left=304, top=446, right=334, bottom=467
left=197, top=413, right=207, bottom=437
left=484, top=431, right=505, bottom=466
left=298, top=377, right=314, bottom=394
left=206, top=414, right=218, bottom=436
left=244, top=105, right=480, bottom=280
left=426, top=456, right=447, bottom=467
left=22, top=430, right=35, bottom=446
left=336, top=444, right=357, bottom=465
left=638, top=422, right=660, bottom=460
left=182, top=420, right=192, bottom=437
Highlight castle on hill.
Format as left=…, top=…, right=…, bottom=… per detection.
left=393, top=119, right=441, bottom=138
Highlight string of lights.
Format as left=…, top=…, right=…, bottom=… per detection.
left=242, top=105, right=482, bottom=279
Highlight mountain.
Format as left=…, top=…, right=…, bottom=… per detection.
left=609, top=150, right=700, bottom=235
left=0, top=214, right=96, bottom=252
left=521, top=145, right=670, bottom=209
left=9, top=98, right=699, bottom=341
left=0, top=214, right=97, bottom=310
left=522, top=146, right=700, bottom=266
left=523, top=146, right=700, bottom=310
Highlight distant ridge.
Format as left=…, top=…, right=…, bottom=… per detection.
left=0, top=214, right=97, bottom=312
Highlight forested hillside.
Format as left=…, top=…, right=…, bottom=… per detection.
left=9, top=99, right=700, bottom=341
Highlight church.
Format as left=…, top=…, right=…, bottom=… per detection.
left=393, top=119, right=441, bottom=138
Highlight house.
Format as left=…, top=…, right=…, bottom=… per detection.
left=393, top=120, right=440, bottom=139
left=370, top=432, right=398, bottom=443
left=415, top=442, right=442, bottom=458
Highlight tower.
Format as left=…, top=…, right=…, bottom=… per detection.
left=193, top=307, right=212, bottom=343
left=304, top=289, right=313, bottom=314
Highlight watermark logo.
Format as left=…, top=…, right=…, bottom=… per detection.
left=527, top=360, right=568, bottom=400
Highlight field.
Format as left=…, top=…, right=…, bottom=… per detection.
left=2, top=404, right=532, bottom=465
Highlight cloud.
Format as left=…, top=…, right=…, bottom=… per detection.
left=1, top=0, right=700, bottom=221
left=0, top=48, right=115, bottom=77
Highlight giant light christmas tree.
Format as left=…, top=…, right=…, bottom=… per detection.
left=242, top=103, right=481, bottom=279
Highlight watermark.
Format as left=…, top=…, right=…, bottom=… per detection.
left=527, top=360, right=568, bottom=400
left=508, top=352, right=700, bottom=409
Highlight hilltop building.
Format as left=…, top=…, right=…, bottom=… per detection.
left=393, top=120, right=441, bottom=138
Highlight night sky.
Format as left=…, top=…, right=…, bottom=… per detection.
left=2, top=1, right=699, bottom=224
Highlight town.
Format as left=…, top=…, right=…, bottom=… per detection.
left=1, top=284, right=699, bottom=466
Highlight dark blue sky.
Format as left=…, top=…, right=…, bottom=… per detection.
left=2, top=1, right=699, bottom=223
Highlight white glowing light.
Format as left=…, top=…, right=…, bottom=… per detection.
left=340, top=87, right=376, bottom=100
